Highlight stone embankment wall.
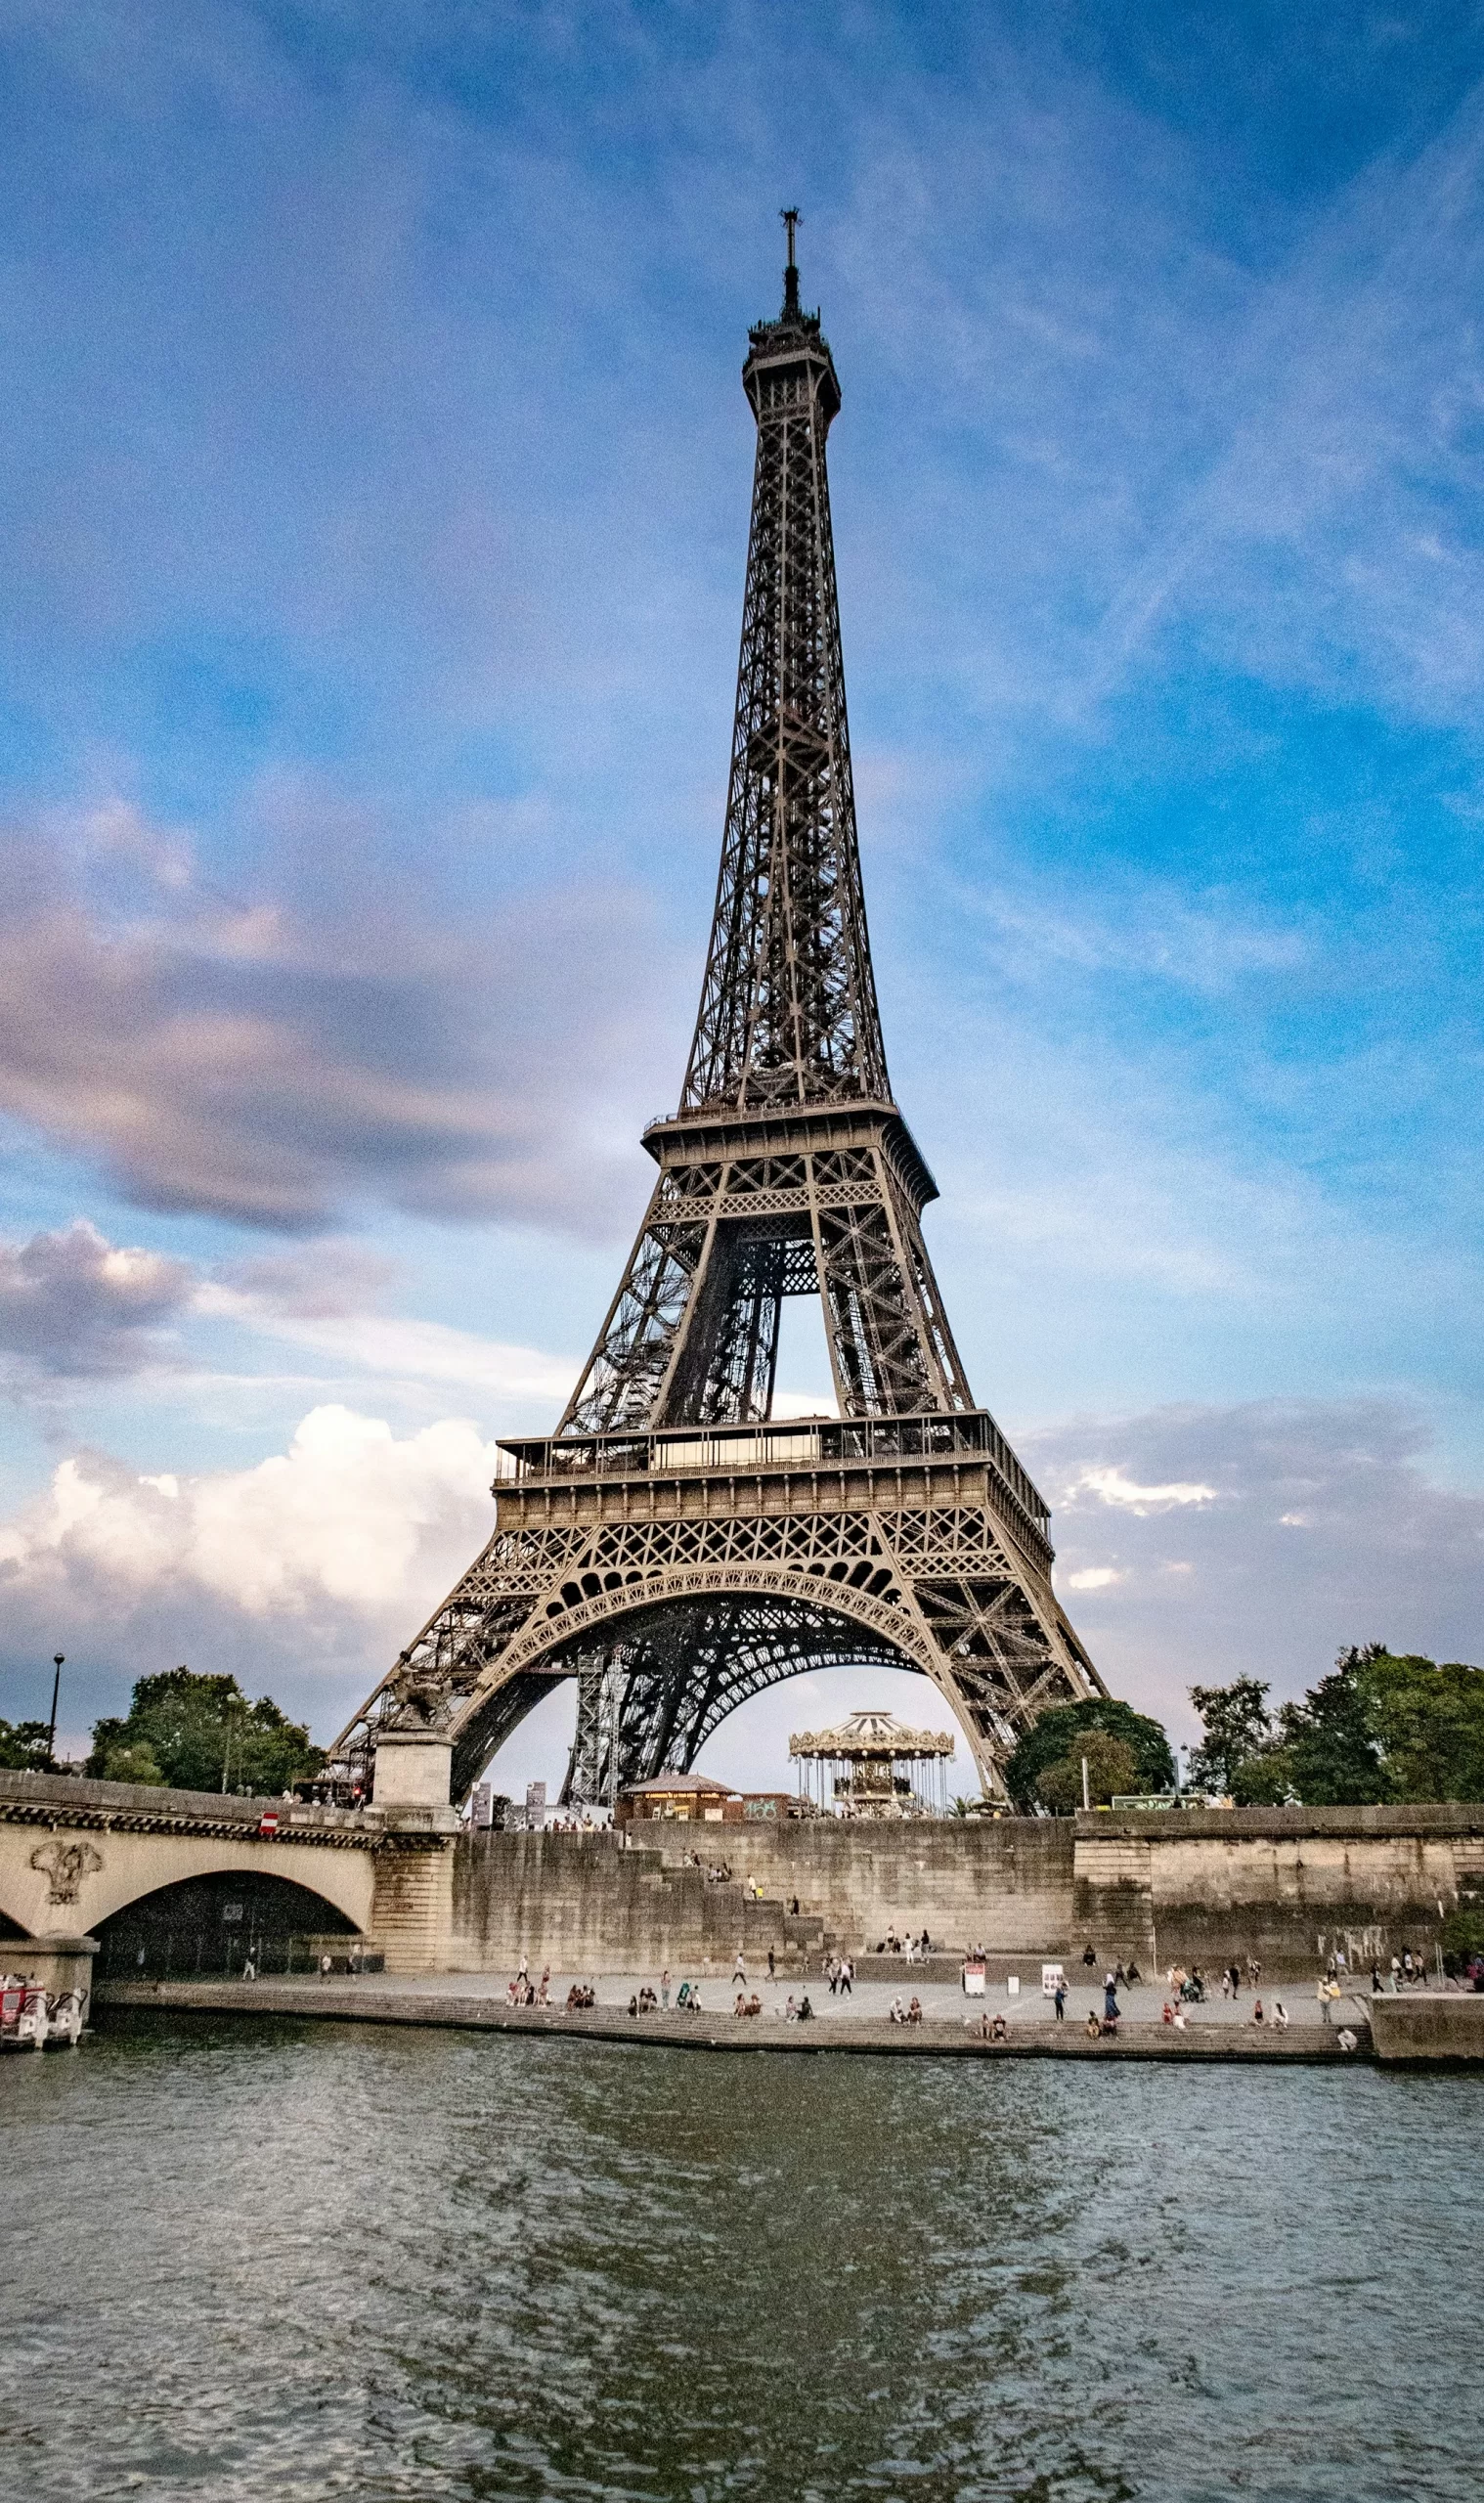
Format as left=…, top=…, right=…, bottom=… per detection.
left=1077, top=1805, right=1484, bottom=1975
left=420, top=1805, right=1484, bottom=1979
left=446, top=1821, right=1074, bottom=1975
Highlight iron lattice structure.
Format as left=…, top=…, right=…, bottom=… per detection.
left=330, top=225, right=1103, bottom=1808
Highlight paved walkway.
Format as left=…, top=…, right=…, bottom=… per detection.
left=104, top=1963, right=1385, bottom=2040
left=97, top=1970, right=1377, bottom=2059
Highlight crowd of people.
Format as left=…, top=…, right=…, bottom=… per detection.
left=499, top=1925, right=1453, bottom=2044
left=873, top=1927, right=934, bottom=1959
left=505, top=1955, right=551, bottom=2008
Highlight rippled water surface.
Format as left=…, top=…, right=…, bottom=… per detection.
left=2, top=2012, right=1479, bottom=2501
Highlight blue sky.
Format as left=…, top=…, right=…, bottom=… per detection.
left=1, top=0, right=1481, bottom=1788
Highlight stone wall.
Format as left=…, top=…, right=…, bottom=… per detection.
left=438, top=1806, right=1484, bottom=1980
left=1080, top=1805, right=1484, bottom=1977
left=447, top=1820, right=1077, bottom=1973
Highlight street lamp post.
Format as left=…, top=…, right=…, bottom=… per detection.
left=47, top=1654, right=64, bottom=1771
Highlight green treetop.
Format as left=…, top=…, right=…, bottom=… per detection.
left=1003, top=1698, right=1174, bottom=1813
left=0, top=1719, right=57, bottom=1774
left=89, top=1666, right=325, bottom=1796
left=1188, top=1647, right=1484, bottom=1807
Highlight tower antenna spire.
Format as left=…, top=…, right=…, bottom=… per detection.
left=780, top=204, right=801, bottom=315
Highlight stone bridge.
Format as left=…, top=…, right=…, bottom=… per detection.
left=0, top=1770, right=454, bottom=1976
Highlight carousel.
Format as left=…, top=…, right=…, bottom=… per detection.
left=788, top=1708, right=956, bottom=1819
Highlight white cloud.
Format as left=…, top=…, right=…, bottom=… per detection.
left=0, top=1404, right=497, bottom=1620
left=1066, top=1566, right=1125, bottom=1590
left=0, top=1404, right=506, bottom=1748
left=1069, top=1466, right=1216, bottom=1513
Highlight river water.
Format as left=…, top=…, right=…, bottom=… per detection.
left=2, top=2010, right=1477, bottom=2501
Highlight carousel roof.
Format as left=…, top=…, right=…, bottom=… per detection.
left=788, top=1708, right=955, bottom=1761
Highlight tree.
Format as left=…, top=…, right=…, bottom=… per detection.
left=1271, top=1647, right=1391, bottom=1807
left=98, top=1741, right=166, bottom=1786
left=1035, top=1733, right=1137, bottom=1814
left=1186, top=1646, right=1484, bottom=1808
left=89, top=1666, right=324, bottom=1796
left=1187, top=1678, right=1274, bottom=1795
left=1362, top=1652, right=1484, bottom=1803
left=1004, top=1699, right=1174, bottom=1811
left=0, top=1718, right=55, bottom=1773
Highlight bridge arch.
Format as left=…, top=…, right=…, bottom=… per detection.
left=94, top=1867, right=362, bottom=1982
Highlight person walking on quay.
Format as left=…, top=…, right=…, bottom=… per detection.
left=661, top=1968, right=671, bottom=2011
left=733, top=1948, right=746, bottom=1987
left=1389, top=1954, right=1402, bottom=1991
left=827, top=1956, right=839, bottom=1996
left=766, top=1947, right=775, bottom=1980
left=1053, top=1979, right=1068, bottom=2022
left=840, top=1957, right=853, bottom=1997
left=1104, top=1973, right=1120, bottom=2023
left=1228, top=1961, right=1242, bottom=1998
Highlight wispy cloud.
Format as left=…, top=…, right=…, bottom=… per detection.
left=1027, top=1398, right=1484, bottom=1739
left=0, top=1218, right=193, bottom=1382
left=197, top=1281, right=576, bottom=1405
left=0, top=801, right=677, bottom=1234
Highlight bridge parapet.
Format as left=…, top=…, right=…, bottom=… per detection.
left=0, top=1768, right=378, bottom=1847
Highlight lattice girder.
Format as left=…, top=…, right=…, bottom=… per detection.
left=332, top=1460, right=1101, bottom=1803
left=558, top=1118, right=973, bottom=1435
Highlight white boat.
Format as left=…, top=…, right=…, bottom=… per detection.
left=0, top=1976, right=85, bottom=2049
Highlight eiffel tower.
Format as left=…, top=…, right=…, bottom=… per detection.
left=331, top=216, right=1103, bottom=1813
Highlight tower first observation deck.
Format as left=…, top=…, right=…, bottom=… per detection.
left=330, top=218, right=1104, bottom=1815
